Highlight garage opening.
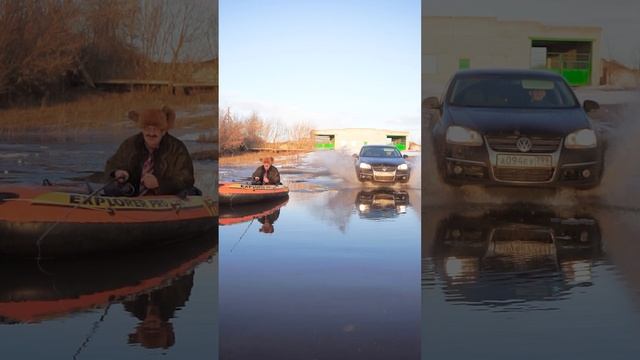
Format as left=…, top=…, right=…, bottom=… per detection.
left=530, top=39, right=593, bottom=86
left=314, top=134, right=335, bottom=150
left=386, top=135, right=407, bottom=151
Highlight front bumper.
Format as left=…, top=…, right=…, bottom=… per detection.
left=440, top=140, right=603, bottom=188
left=356, top=168, right=411, bottom=183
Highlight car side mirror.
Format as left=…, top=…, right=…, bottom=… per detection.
left=423, top=96, right=441, bottom=110
left=352, top=154, right=359, bottom=159
left=583, top=100, right=600, bottom=113
left=403, top=154, right=409, bottom=159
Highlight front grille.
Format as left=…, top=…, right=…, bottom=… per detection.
left=493, top=167, right=554, bottom=182
left=373, top=174, right=396, bottom=182
left=372, top=165, right=397, bottom=172
left=492, top=227, right=554, bottom=243
left=486, top=136, right=561, bottom=153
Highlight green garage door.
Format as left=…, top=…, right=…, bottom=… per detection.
left=387, top=136, right=407, bottom=151
left=531, top=39, right=593, bottom=87
left=546, top=52, right=591, bottom=86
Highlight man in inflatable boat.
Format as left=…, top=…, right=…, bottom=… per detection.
left=104, top=106, right=199, bottom=196
left=251, top=157, right=281, bottom=185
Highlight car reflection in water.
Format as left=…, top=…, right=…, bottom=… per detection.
left=0, top=231, right=217, bottom=350
left=428, top=204, right=601, bottom=307
left=355, top=188, right=410, bottom=220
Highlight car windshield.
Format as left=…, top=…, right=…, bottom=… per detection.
left=448, top=75, right=579, bottom=109
left=361, top=147, right=402, bottom=158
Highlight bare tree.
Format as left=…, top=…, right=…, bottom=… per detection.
left=289, top=121, right=314, bottom=149
left=267, top=119, right=287, bottom=149
left=0, top=0, right=84, bottom=105
left=81, top=0, right=141, bottom=80
left=0, top=0, right=218, bottom=107
left=244, top=112, right=268, bottom=149
left=219, top=108, right=244, bottom=153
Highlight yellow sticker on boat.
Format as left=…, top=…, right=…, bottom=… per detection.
left=31, top=192, right=207, bottom=211
left=227, top=184, right=287, bottom=190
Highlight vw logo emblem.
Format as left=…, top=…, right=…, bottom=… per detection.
left=516, top=137, right=532, bottom=152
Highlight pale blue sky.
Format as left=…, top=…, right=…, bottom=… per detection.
left=220, top=0, right=421, bottom=142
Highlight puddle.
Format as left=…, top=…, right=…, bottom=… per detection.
left=219, top=153, right=421, bottom=359
left=422, top=203, right=640, bottom=359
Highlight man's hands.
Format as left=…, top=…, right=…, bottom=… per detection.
left=142, top=174, right=160, bottom=189
left=114, top=170, right=129, bottom=183
left=113, top=170, right=158, bottom=193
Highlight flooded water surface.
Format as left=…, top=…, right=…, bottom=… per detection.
left=219, top=153, right=421, bottom=359
left=422, top=202, right=640, bottom=359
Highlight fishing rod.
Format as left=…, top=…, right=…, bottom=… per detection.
left=35, top=176, right=125, bottom=262
left=230, top=218, right=254, bottom=253
left=72, top=302, right=113, bottom=360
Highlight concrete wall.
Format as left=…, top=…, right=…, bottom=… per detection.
left=422, top=16, right=602, bottom=98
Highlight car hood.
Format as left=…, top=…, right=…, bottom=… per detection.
left=359, top=157, right=406, bottom=166
left=447, top=106, right=591, bottom=137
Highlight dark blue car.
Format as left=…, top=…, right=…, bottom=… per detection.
left=354, top=145, right=410, bottom=183
left=424, top=69, right=604, bottom=188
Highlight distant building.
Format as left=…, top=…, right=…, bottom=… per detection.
left=312, top=128, right=409, bottom=153
left=423, top=16, right=603, bottom=96
left=601, top=59, right=640, bottom=88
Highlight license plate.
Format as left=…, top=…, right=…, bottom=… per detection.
left=374, top=171, right=395, bottom=176
left=496, top=154, right=551, bottom=168
left=491, top=240, right=556, bottom=257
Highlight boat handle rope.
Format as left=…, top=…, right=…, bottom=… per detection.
left=172, top=201, right=182, bottom=214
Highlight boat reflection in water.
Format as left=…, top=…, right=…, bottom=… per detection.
left=219, top=198, right=288, bottom=234
left=427, top=204, right=602, bottom=307
left=0, top=229, right=217, bottom=350
left=355, top=188, right=410, bottom=220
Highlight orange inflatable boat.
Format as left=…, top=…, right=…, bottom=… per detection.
left=219, top=182, right=289, bottom=205
left=0, top=186, right=217, bottom=258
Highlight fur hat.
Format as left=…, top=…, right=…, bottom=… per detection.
left=260, top=157, right=274, bottom=165
left=128, top=106, right=176, bottom=131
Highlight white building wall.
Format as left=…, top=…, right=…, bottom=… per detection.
left=422, top=16, right=602, bottom=97
left=314, top=128, right=409, bottom=155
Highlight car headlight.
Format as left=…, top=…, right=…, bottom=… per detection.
left=565, top=129, right=597, bottom=149
left=359, top=162, right=372, bottom=169
left=446, top=126, right=483, bottom=146
left=444, top=256, right=479, bottom=282
left=397, top=164, right=408, bottom=170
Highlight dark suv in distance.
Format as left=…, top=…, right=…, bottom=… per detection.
left=354, top=145, right=410, bottom=183
left=424, top=69, right=604, bottom=189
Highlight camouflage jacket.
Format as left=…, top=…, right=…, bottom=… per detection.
left=105, top=133, right=194, bottom=195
